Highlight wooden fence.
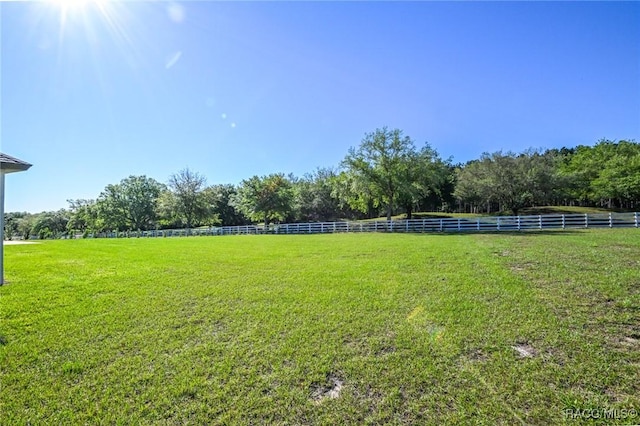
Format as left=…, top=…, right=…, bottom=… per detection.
left=88, top=212, right=639, bottom=239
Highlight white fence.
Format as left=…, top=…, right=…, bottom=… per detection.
left=89, top=212, right=639, bottom=239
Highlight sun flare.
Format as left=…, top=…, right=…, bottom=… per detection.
left=47, top=0, right=109, bottom=22
left=49, top=0, right=99, bottom=8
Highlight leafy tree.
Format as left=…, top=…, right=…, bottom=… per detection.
left=342, top=127, right=443, bottom=220
left=155, top=189, right=182, bottom=229
left=454, top=150, right=560, bottom=215
left=3, top=212, right=28, bottom=240
left=16, top=214, right=36, bottom=240
left=396, top=146, right=450, bottom=219
left=167, top=168, right=215, bottom=228
left=526, top=149, right=563, bottom=206
left=330, top=170, right=378, bottom=219
left=96, top=176, right=165, bottom=231
left=31, top=210, right=70, bottom=239
left=67, top=199, right=101, bottom=234
left=293, top=168, right=345, bottom=222
left=562, top=139, right=640, bottom=208
left=557, top=144, right=597, bottom=205
left=422, top=161, right=457, bottom=212
left=233, top=174, right=294, bottom=225
left=204, top=184, right=248, bottom=226
left=596, top=142, right=640, bottom=207
left=454, top=158, right=494, bottom=213
left=342, top=127, right=412, bottom=220
left=489, top=152, right=533, bottom=215
left=540, top=148, right=576, bottom=206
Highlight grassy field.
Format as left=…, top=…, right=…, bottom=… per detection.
left=1, top=230, right=639, bottom=424
left=388, top=205, right=626, bottom=220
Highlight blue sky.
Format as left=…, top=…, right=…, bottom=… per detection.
left=2, top=1, right=639, bottom=213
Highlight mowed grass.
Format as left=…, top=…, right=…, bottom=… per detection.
left=1, top=231, right=639, bottom=425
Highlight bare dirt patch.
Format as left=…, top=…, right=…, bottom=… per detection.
left=509, top=261, right=538, bottom=273
left=512, top=343, right=537, bottom=358
left=467, top=349, right=488, bottom=362
left=620, top=335, right=640, bottom=346
left=457, top=349, right=489, bottom=369
left=310, top=375, right=343, bottom=403
left=376, top=346, right=396, bottom=356
left=3, top=240, right=40, bottom=245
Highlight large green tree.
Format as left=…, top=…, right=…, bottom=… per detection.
left=233, top=174, right=294, bottom=225
left=96, top=175, right=165, bottom=231
left=454, top=150, right=560, bottom=215
left=562, top=140, right=640, bottom=208
left=67, top=199, right=102, bottom=234
left=454, top=158, right=494, bottom=213
left=16, top=214, right=36, bottom=240
left=3, top=212, right=28, bottom=240
left=395, top=146, right=450, bottom=219
left=204, top=184, right=248, bottom=226
left=167, top=168, right=215, bottom=228
left=293, top=168, right=346, bottom=222
left=331, top=170, right=378, bottom=219
left=31, top=210, right=70, bottom=239
left=342, top=127, right=442, bottom=220
left=594, top=143, right=640, bottom=207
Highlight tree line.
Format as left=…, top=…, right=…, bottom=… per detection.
left=4, top=128, right=639, bottom=239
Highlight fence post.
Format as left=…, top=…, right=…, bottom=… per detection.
left=406, top=220, right=409, bottom=232
left=477, top=217, right=480, bottom=231
left=609, top=212, right=613, bottom=228
left=585, top=213, right=588, bottom=228
left=539, top=215, right=542, bottom=230
left=422, top=218, right=426, bottom=233
left=439, top=219, right=443, bottom=232
left=562, top=215, right=565, bottom=229
left=497, top=217, right=500, bottom=231
left=635, top=212, right=638, bottom=228
left=517, top=216, right=521, bottom=231
left=390, top=220, right=393, bottom=232
left=457, top=218, right=461, bottom=231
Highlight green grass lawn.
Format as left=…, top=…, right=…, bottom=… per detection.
left=1, top=230, right=639, bottom=424
left=385, top=205, right=626, bottom=220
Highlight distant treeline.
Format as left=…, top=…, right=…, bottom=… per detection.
left=4, top=128, right=639, bottom=239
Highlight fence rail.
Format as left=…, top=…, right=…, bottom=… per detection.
left=86, top=212, right=639, bottom=239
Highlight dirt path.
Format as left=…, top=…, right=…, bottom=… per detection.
left=2, top=241, right=40, bottom=245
